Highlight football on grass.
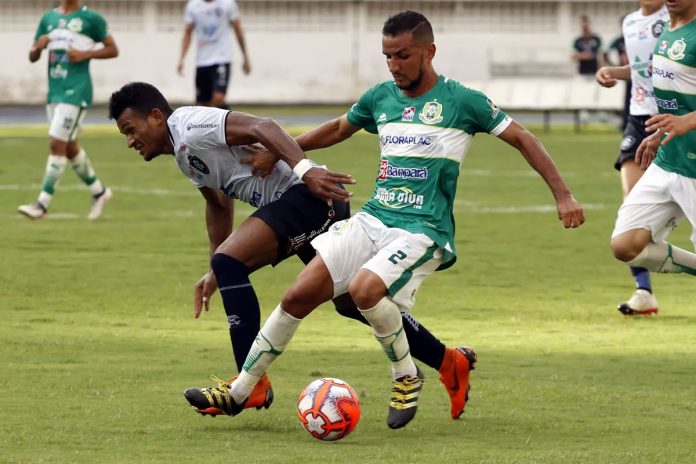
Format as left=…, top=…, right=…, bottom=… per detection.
left=297, top=377, right=361, bottom=441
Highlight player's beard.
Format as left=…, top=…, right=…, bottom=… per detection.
left=395, top=59, right=425, bottom=91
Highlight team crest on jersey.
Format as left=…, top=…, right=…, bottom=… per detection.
left=402, top=107, right=416, bottom=122
left=419, top=101, right=443, bottom=124
left=67, top=18, right=83, bottom=32
left=188, top=155, right=209, bottom=174
left=652, top=20, right=665, bottom=38
left=668, top=39, right=687, bottom=61
left=658, top=40, right=668, bottom=54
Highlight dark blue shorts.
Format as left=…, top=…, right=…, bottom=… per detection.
left=195, top=63, right=231, bottom=104
left=251, top=184, right=350, bottom=265
left=615, top=114, right=650, bottom=170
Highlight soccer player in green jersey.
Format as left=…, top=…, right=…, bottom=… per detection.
left=190, top=10, right=584, bottom=430
left=18, top=0, right=118, bottom=220
left=612, top=0, right=696, bottom=287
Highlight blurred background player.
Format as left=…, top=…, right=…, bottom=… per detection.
left=204, top=10, right=585, bottom=430
left=612, top=0, right=696, bottom=302
left=177, top=0, right=250, bottom=108
left=596, top=0, right=668, bottom=315
left=572, top=15, right=603, bottom=77
left=18, top=0, right=117, bottom=220
left=108, top=82, right=476, bottom=421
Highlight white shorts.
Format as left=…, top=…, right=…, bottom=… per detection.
left=311, top=212, right=444, bottom=310
left=46, top=103, right=87, bottom=142
left=612, top=163, right=696, bottom=247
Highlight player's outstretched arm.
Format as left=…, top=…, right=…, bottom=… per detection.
left=595, top=65, right=630, bottom=87
left=193, top=187, right=234, bottom=317
left=227, top=112, right=354, bottom=202
left=295, top=115, right=361, bottom=152
left=178, top=24, right=194, bottom=75
left=498, top=121, right=585, bottom=229
left=231, top=19, right=251, bottom=75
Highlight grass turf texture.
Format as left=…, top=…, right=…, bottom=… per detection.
left=2, top=124, right=696, bottom=463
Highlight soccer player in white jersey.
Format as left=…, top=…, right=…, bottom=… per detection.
left=217, top=11, right=585, bottom=430
left=611, top=0, right=696, bottom=291
left=108, top=82, right=477, bottom=421
left=596, top=0, right=668, bottom=316
left=177, top=0, right=250, bottom=107
left=18, top=0, right=118, bottom=220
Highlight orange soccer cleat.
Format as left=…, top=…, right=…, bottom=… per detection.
left=438, top=346, right=477, bottom=420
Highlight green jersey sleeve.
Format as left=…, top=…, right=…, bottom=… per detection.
left=458, top=87, right=509, bottom=135
left=346, top=86, right=378, bottom=134
left=87, top=11, right=109, bottom=42
left=34, top=13, right=48, bottom=40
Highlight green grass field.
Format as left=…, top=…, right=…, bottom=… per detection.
left=2, top=122, right=696, bottom=463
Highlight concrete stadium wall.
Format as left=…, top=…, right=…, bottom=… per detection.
left=0, top=0, right=638, bottom=105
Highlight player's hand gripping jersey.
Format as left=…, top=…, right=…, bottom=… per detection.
left=35, top=6, right=108, bottom=107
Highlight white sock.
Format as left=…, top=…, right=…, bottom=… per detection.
left=629, top=241, right=696, bottom=276
left=359, top=297, right=416, bottom=379
left=70, top=148, right=104, bottom=196
left=38, top=154, right=68, bottom=208
left=229, top=305, right=301, bottom=403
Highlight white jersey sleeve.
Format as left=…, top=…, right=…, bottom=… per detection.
left=168, top=106, right=302, bottom=207
left=184, top=0, right=195, bottom=25
left=228, top=0, right=241, bottom=21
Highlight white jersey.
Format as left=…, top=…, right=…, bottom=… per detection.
left=184, top=0, right=240, bottom=67
left=622, top=5, right=669, bottom=115
left=167, top=106, right=301, bottom=207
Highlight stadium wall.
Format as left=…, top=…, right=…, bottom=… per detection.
left=0, top=0, right=638, bottom=105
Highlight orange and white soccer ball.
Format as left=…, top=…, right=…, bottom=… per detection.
left=297, top=377, right=361, bottom=441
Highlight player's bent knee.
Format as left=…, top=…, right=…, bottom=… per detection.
left=610, top=238, right=641, bottom=262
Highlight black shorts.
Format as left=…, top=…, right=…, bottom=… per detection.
left=614, top=114, right=650, bottom=170
left=251, top=184, right=350, bottom=266
left=195, top=63, right=231, bottom=104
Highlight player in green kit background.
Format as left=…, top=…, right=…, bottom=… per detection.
left=612, top=0, right=696, bottom=284
left=185, top=10, right=585, bottom=430
left=18, top=0, right=118, bottom=220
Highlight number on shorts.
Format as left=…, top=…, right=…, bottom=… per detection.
left=388, top=250, right=407, bottom=265
left=62, top=117, right=74, bottom=130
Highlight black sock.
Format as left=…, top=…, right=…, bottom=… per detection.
left=211, top=253, right=261, bottom=373
left=334, top=303, right=446, bottom=371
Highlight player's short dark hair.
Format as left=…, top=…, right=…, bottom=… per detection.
left=108, top=82, right=173, bottom=120
left=382, top=10, right=433, bottom=44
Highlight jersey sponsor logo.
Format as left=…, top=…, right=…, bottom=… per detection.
left=655, top=97, right=678, bottom=110
left=186, top=122, right=220, bottom=131
left=377, top=160, right=428, bottom=180
left=668, top=39, right=686, bottom=61
left=652, top=66, right=675, bottom=80
left=374, top=186, right=424, bottom=210
left=188, top=155, right=210, bottom=174
left=419, top=101, right=443, bottom=124
left=620, top=135, right=636, bottom=151
left=632, top=55, right=652, bottom=78
left=380, top=134, right=433, bottom=147
left=377, top=113, right=388, bottom=123
left=49, top=64, right=68, bottom=79
left=402, top=107, right=416, bottom=121
left=658, top=40, right=668, bottom=54
left=635, top=85, right=655, bottom=103
left=652, top=20, right=665, bottom=38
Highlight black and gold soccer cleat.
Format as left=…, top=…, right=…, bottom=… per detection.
left=184, top=377, right=248, bottom=417
left=387, top=365, right=425, bottom=429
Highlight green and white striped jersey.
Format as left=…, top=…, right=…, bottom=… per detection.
left=347, top=75, right=511, bottom=267
left=652, top=19, right=696, bottom=178
left=35, top=6, right=109, bottom=107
